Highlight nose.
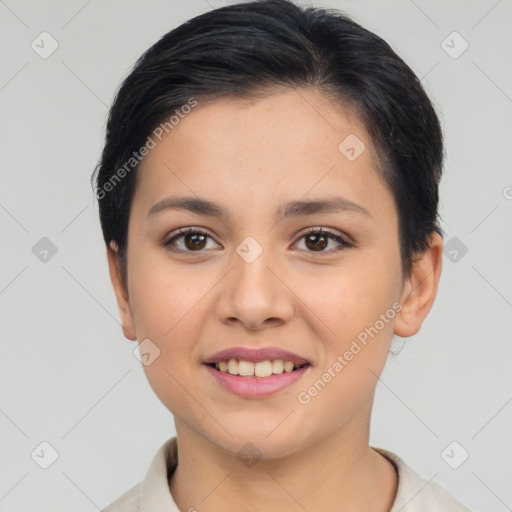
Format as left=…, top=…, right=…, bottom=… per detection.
left=216, top=243, right=295, bottom=332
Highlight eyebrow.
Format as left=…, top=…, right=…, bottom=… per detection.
left=147, top=195, right=372, bottom=221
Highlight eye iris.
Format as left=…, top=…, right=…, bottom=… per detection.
left=305, top=233, right=328, bottom=251
left=185, top=233, right=207, bottom=250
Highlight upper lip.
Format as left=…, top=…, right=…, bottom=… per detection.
left=203, top=347, right=310, bottom=365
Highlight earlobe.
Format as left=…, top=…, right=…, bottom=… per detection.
left=106, top=240, right=137, bottom=341
left=393, top=232, right=443, bottom=338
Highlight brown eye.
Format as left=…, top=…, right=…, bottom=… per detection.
left=164, top=228, right=219, bottom=252
left=183, top=232, right=207, bottom=250
left=295, top=228, right=353, bottom=254
left=305, top=232, right=328, bottom=251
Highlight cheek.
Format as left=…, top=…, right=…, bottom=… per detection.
left=295, top=271, right=398, bottom=428
left=306, top=255, right=400, bottom=329
left=127, top=251, right=216, bottom=391
left=128, top=246, right=208, bottom=338
left=300, top=248, right=401, bottom=374
left=130, top=269, right=209, bottom=414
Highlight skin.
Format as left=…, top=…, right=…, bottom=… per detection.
left=107, top=87, right=443, bottom=512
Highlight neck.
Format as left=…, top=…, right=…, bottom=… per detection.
left=169, top=413, right=398, bottom=512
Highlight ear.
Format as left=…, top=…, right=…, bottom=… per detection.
left=106, top=240, right=137, bottom=341
left=394, top=231, right=443, bottom=338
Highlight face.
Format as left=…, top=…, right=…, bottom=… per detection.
left=108, top=88, right=442, bottom=458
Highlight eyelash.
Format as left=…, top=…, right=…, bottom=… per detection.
left=163, top=226, right=354, bottom=255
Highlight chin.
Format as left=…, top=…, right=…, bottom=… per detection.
left=205, top=422, right=307, bottom=461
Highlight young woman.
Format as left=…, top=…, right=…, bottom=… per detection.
left=93, top=1, right=471, bottom=510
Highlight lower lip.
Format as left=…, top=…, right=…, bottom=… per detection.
left=203, top=364, right=311, bottom=398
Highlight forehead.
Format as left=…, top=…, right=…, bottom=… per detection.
left=133, top=88, right=393, bottom=224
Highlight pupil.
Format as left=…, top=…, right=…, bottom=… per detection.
left=185, top=233, right=206, bottom=250
left=306, top=233, right=327, bottom=251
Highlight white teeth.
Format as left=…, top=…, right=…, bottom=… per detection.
left=254, top=360, right=273, bottom=378
left=284, top=361, right=294, bottom=373
left=214, top=358, right=307, bottom=377
left=238, top=360, right=255, bottom=376
left=227, top=358, right=239, bottom=375
left=272, top=359, right=284, bottom=374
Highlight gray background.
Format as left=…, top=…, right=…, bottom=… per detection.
left=1, top=0, right=511, bottom=510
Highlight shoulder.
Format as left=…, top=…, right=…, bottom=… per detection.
left=101, top=437, right=179, bottom=512
left=373, top=448, right=472, bottom=512
left=101, top=482, right=141, bottom=512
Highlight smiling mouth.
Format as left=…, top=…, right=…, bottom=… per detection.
left=205, top=360, right=310, bottom=378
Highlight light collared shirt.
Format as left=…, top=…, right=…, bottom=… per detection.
left=102, top=437, right=472, bottom=511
